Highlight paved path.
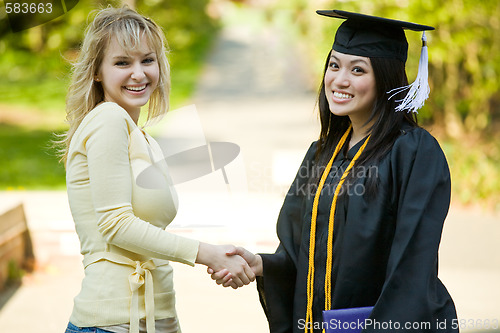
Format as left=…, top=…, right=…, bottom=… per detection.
left=1, top=5, right=499, bottom=333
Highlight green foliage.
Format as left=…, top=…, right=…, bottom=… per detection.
left=416, top=0, right=500, bottom=137
left=273, top=0, right=500, bottom=135
left=1, top=0, right=499, bottom=206
left=0, top=124, right=66, bottom=190
left=443, top=139, right=500, bottom=209
left=267, top=0, right=500, bottom=207
left=135, top=0, right=220, bottom=107
left=0, top=0, right=219, bottom=112
left=0, top=0, right=218, bottom=189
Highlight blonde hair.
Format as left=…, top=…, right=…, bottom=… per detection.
left=58, top=6, right=170, bottom=164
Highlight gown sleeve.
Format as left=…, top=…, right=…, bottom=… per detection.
left=258, top=142, right=317, bottom=333
left=365, top=129, right=457, bottom=332
left=83, top=106, right=199, bottom=266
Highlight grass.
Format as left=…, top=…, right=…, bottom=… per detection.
left=0, top=78, right=68, bottom=114
left=0, top=55, right=205, bottom=117
left=0, top=21, right=216, bottom=191
left=0, top=123, right=66, bottom=190
left=0, top=57, right=206, bottom=191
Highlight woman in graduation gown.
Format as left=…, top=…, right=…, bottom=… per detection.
left=211, top=9, right=458, bottom=333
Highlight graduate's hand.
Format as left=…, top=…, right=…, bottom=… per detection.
left=196, top=243, right=255, bottom=289
left=208, top=246, right=263, bottom=288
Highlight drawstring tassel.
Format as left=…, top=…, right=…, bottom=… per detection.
left=387, top=31, right=430, bottom=113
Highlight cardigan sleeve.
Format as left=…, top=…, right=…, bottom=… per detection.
left=83, top=106, right=199, bottom=266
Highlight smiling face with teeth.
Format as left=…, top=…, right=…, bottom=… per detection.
left=97, top=35, right=159, bottom=123
left=324, top=50, right=377, bottom=127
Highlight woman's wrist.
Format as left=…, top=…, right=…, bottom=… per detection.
left=196, top=242, right=214, bottom=266
left=254, top=254, right=264, bottom=276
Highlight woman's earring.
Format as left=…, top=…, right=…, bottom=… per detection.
left=95, top=76, right=101, bottom=82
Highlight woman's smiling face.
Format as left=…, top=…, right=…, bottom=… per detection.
left=97, top=34, right=159, bottom=118
left=324, top=50, right=377, bottom=124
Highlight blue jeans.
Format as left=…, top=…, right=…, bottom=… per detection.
left=65, top=322, right=113, bottom=333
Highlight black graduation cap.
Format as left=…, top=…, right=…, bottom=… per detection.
left=317, top=10, right=435, bottom=112
left=316, top=10, right=434, bottom=62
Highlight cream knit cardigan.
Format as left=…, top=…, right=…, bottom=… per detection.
left=66, top=102, right=199, bottom=331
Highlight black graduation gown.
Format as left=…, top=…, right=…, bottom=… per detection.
left=257, top=125, right=458, bottom=333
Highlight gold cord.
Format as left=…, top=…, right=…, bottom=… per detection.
left=305, top=126, right=371, bottom=332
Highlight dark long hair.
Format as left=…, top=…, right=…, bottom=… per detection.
left=314, top=50, right=419, bottom=196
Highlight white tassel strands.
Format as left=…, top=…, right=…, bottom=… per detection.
left=387, top=31, right=430, bottom=113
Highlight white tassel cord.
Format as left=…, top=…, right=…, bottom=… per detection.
left=387, top=31, right=430, bottom=113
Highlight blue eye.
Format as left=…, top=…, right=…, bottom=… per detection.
left=115, top=61, right=128, bottom=66
left=143, top=57, right=155, bottom=64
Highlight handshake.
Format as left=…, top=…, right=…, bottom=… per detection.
left=196, top=243, right=263, bottom=289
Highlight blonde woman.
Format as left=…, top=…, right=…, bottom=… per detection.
left=61, top=7, right=254, bottom=333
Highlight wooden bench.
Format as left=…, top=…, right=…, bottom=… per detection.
left=0, top=203, right=34, bottom=290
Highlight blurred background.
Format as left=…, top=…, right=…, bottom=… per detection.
left=0, top=0, right=499, bottom=332
left=0, top=0, right=499, bottom=205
